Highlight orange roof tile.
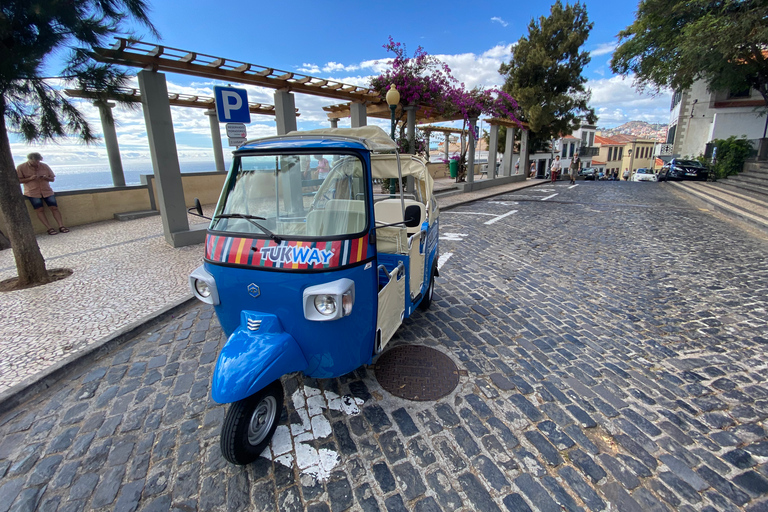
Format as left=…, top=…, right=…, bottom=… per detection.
left=594, top=135, right=622, bottom=145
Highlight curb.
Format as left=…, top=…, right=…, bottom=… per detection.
left=0, top=295, right=197, bottom=415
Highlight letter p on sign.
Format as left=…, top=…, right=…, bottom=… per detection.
left=214, top=86, right=251, bottom=124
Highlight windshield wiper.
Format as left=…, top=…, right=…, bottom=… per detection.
left=214, top=213, right=282, bottom=243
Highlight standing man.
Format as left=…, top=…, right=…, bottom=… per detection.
left=569, top=154, right=581, bottom=185
left=623, top=168, right=630, bottom=181
left=529, top=161, right=537, bottom=178
left=16, top=153, right=69, bottom=235
left=550, top=155, right=561, bottom=183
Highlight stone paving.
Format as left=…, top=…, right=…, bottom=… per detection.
left=1, top=180, right=768, bottom=511
left=0, top=214, right=209, bottom=392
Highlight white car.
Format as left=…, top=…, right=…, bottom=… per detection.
left=632, top=168, right=658, bottom=182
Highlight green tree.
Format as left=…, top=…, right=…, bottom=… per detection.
left=0, top=0, right=157, bottom=288
left=499, top=1, right=596, bottom=153
left=611, top=0, right=768, bottom=108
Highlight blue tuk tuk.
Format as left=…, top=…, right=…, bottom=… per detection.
left=189, top=126, right=440, bottom=464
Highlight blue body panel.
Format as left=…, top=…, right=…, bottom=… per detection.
left=206, top=261, right=377, bottom=392
left=211, top=313, right=307, bottom=403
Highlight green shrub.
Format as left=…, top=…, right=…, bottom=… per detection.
left=709, top=136, right=753, bottom=179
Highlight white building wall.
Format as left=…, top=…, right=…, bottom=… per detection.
left=671, top=79, right=768, bottom=157
left=711, top=111, right=766, bottom=141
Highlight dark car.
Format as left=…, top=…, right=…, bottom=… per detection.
left=578, top=167, right=597, bottom=180
left=658, top=159, right=708, bottom=181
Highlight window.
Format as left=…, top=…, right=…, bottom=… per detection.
left=618, top=147, right=623, bottom=160
left=570, top=144, right=575, bottom=158
left=666, top=125, right=676, bottom=145
left=608, top=147, right=613, bottom=161
left=589, top=133, right=594, bottom=146
left=561, top=144, right=567, bottom=157
left=671, top=91, right=682, bottom=110
left=213, top=153, right=367, bottom=238
left=728, top=88, right=751, bottom=99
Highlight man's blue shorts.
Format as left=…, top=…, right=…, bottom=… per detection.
left=25, top=195, right=57, bottom=209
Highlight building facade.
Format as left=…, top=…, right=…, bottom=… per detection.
left=594, top=135, right=623, bottom=176
left=666, top=80, right=767, bottom=158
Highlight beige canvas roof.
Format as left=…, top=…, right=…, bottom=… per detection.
left=283, top=126, right=397, bottom=152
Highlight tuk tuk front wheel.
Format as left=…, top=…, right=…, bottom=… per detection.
left=220, top=380, right=284, bottom=465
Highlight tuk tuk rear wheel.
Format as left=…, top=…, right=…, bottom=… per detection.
left=419, top=265, right=436, bottom=310
left=220, top=380, right=284, bottom=465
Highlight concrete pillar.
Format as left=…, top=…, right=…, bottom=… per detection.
left=444, top=132, right=450, bottom=160
left=94, top=101, right=125, bottom=187
left=205, top=109, right=226, bottom=172
left=503, top=127, right=515, bottom=176
left=137, top=70, right=191, bottom=246
left=466, top=118, right=477, bottom=184
left=405, top=106, right=416, bottom=154
left=520, top=129, right=530, bottom=177
left=274, top=90, right=297, bottom=135
left=425, top=131, right=430, bottom=160
left=488, top=124, right=499, bottom=180
left=404, top=106, right=417, bottom=193
left=329, top=118, right=339, bottom=128
left=350, top=103, right=367, bottom=127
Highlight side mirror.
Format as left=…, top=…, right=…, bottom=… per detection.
left=188, top=198, right=210, bottom=220
left=404, top=205, right=421, bottom=228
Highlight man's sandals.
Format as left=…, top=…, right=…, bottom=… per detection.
left=59, top=227, right=70, bottom=233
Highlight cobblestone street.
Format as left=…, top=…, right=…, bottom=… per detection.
left=1, top=180, right=768, bottom=511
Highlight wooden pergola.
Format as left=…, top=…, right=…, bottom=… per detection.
left=91, top=38, right=380, bottom=103
left=323, top=103, right=463, bottom=125
left=64, top=87, right=297, bottom=116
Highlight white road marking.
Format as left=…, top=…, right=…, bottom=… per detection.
left=568, top=184, right=579, bottom=189
left=535, top=188, right=556, bottom=193
left=442, top=212, right=497, bottom=217
left=438, top=252, right=453, bottom=270
left=263, top=386, right=364, bottom=482
left=540, top=193, right=558, bottom=201
left=488, top=201, right=519, bottom=205
left=484, top=209, right=518, bottom=225
left=440, top=233, right=468, bottom=241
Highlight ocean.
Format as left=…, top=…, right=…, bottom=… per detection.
left=45, top=160, right=230, bottom=192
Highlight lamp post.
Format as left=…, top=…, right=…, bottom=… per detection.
left=386, top=84, right=400, bottom=195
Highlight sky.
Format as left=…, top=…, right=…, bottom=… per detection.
left=10, top=0, right=673, bottom=167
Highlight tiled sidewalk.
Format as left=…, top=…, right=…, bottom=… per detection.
left=0, top=177, right=542, bottom=395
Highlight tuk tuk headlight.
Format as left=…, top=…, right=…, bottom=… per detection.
left=195, top=279, right=211, bottom=298
left=189, top=265, right=219, bottom=305
left=314, top=295, right=337, bottom=316
left=303, top=278, right=355, bottom=321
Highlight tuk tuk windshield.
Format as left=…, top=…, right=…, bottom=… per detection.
left=211, top=153, right=369, bottom=238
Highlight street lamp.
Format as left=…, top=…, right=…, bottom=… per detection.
left=386, top=84, right=400, bottom=141
left=386, top=84, right=400, bottom=195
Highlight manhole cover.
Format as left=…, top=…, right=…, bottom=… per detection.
left=375, top=345, right=459, bottom=401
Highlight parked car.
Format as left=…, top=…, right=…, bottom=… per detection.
left=658, top=159, right=708, bottom=181
left=578, top=167, right=597, bottom=180
left=632, top=168, right=658, bottom=182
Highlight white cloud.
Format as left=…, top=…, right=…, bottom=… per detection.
left=491, top=17, right=509, bottom=27
left=588, top=75, right=672, bottom=127
left=592, top=42, right=617, bottom=57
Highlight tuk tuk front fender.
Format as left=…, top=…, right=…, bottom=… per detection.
left=211, top=312, right=307, bottom=404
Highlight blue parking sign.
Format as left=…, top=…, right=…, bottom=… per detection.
left=214, top=86, right=251, bottom=123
